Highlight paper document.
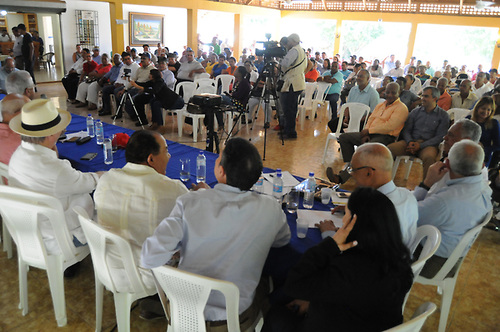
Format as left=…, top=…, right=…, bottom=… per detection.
left=297, top=209, right=344, bottom=228
left=263, top=171, right=300, bottom=188
left=61, top=130, right=88, bottom=142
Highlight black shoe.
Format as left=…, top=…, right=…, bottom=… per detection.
left=279, top=132, right=297, bottom=140
left=99, top=110, right=111, bottom=116
left=64, top=262, right=81, bottom=278
left=326, top=167, right=342, bottom=184
left=139, top=309, right=165, bottom=321
left=111, top=113, right=122, bottom=120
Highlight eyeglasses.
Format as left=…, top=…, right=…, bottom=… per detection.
left=347, top=165, right=376, bottom=174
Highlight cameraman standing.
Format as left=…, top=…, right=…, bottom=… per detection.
left=279, top=33, right=307, bottom=139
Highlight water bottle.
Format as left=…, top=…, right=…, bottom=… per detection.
left=86, top=114, right=95, bottom=138
left=303, top=172, right=316, bottom=209
left=253, top=175, right=264, bottom=193
left=103, top=137, right=113, bottom=165
left=273, top=169, right=284, bottom=203
left=95, top=120, right=104, bottom=145
left=196, top=151, right=206, bottom=183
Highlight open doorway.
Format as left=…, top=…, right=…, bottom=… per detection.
left=35, top=13, right=64, bottom=82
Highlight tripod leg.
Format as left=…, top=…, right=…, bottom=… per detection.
left=114, top=92, right=128, bottom=121
left=128, top=93, right=145, bottom=129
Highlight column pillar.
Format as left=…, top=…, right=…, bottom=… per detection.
left=233, top=14, right=242, bottom=60
left=406, top=22, right=418, bottom=65
left=187, top=8, right=198, bottom=51
left=333, top=19, right=342, bottom=57
left=109, top=0, right=124, bottom=52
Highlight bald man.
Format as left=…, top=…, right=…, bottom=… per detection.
left=0, top=93, right=30, bottom=165
left=319, top=143, right=418, bottom=248
left=451, top=79, right=478, bottom=109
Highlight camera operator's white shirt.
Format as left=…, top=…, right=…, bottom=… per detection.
left=280, top=44, right=306, bottom=93
left=115, top=62, right=140, bottom=88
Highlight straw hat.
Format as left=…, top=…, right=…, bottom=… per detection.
left=9, top=99, right=71, bottom=137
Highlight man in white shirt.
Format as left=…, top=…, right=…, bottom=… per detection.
left=95, top=130, right=188, bottom=293
left=471, top=72, right=489, bottom=99
left=122, top=52, right=155, bottom=121
left=387, top=60, right=404, bottom=77
left=157, top=57, right=176, bottom=90
left=8, top=99, right=102, bottom=257
left=141, top=137, right=291, bottom=329
left=99, top=52, right=139, bottom=116
left=176, top=49, right=205, bottom=82
left=451, top=79, right=478, bottom=110
left=319, top=143, right=418, bottom=249
left=62, top=48, right=89, bottom=102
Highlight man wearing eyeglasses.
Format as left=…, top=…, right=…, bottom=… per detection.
left=318, top=143, right=418, bottom=249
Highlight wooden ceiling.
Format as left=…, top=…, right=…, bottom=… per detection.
left=210, top=0, right=500, bottom=16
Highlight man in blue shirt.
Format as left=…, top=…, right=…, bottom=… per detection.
left=318, top=61, right=343, bottom=132
left=92, top=53, right=122, bottom=112
left=414, top=139, right=491, bottom=278
left=339, top=61, right=352, bottom=81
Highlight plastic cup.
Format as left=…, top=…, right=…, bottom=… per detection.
left=296, top=218, right=308, bottom=238
left=286, top=189, right=299, bottom=213
left=180, top=158, right=190, bottom=182
left=103, top=137, right=113, bottom=165
left=321, top=188, right=333, bottom=205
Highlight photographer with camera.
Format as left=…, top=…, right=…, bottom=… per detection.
left=99, top=52, right=139, bottom=116
left=279, top=33, right=307, bottom=139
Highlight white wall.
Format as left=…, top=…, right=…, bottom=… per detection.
left=123, top=4, right=187, bottom=54
left=6, top=14, right=24, bottom=32
left=61, top=0, right=112, bottom=73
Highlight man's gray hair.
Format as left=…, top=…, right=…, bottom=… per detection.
left=424, top=86, right=440, bottom=99
left=437, top=77, right=448, bottom=85
left=6, top=70, right=34, bottom=95
left=448, top=139, right=484, bottom=176
left=455, top=119, right=481, bottom=143
left=21, top=135, right=46, bottom=144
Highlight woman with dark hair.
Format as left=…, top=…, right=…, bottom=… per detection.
left=130, top=68, right=184, bottom=129
left=467, top=96, right=499, bottom=167
left=322, top=58, right=331, bottom=72
left=263, top=187, right=413, bottom=332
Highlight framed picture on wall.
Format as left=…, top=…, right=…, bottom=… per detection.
left=129, top=12, right=164, bottom=46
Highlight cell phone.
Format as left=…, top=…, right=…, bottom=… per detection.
left=76, top=136, right=91, bottom=145
left=67, top=137, right=80, bottom=142
left=80, top=152, right=97, bottom=161
left=337, top=192, right=351, bottom=199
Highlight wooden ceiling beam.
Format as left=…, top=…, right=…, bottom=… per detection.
left=321, top=0, right=328, bottom=11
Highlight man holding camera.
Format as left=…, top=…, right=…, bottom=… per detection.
left=279, top=33, right=307, bottom=139
left=99, top=52, right=139, bottom=116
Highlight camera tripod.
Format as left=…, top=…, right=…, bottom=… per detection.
left=114, top=89, right=145, bottom=129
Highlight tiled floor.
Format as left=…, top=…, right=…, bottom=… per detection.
left=1, top=83, right=499, bottom=331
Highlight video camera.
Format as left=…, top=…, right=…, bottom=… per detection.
left=255, top=33, right=286, bottom=59
left=123, top=68, right=131, bottom=78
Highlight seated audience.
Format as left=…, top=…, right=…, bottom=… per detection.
left=75, top=53, right=112, bottom=108
left=211, top=54, right=228, bottom=78
left=451, top=79, right=478, bottom=109
left=87, top=53, right=123, bottom=111
left=94, top=130, right=188, bottom=293
left=436, top=77, right=452, bottom=111
left=404, top=56, right=416, bottom=75
left=167, top=53, right=181, bottom=78
left=62, top=48, right=89, bottom=102
left=396, top=76, right=420, bottom=111
left=91, top=47, right=101, bottom=65
left=368, top=59, right=383, bottom=78
left=244, top=60, right=259, bottom=85
left=318, top=61, right=343, bottom=132
left=263, top=187, right=413, bottom=332
left=472, top=72, right=489, bottom=99
left=0, top=94, right=29, bottom=165
left=376, top=76, right=394, bottom=98
left=340, top=63, right=361, bottom=104
left=0, top=58, right=19, bottom=94
left=130, top=48, right=140, bottom=63
left=222, top=56, right=237, bottom=76
left=141, top=138, right=291, bottom=330
left=176, top=49, right=205, bottom=82
left=414, top=140, right=491, bottom=278
left=387, top=60, right=404, bottom=77
left=406, top=73, right=422, bottom=95
left=383, top=54, right=396, bottom=73
left=8, top=99, right=102, bottom=256
left=6, top=70, right=35, bottom=100
left=304, top=59, right=319, bottom=82
left=142, top=44, right=157, bottom=65
left=72, top=44, right=82, bottom=63
left=328, top=82, right=408, bottom=184
left=466, top=96, right=499, bottom=167
left=339, top=61, right=352, bottom=81
left=388, top=87, right=449, bottom=177
left=157, top=57, right=176, bottom=90
left=416, top=65, right=431, bottom=85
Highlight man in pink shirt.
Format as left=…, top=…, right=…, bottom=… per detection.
left=0, top=94, right=30, bottom=165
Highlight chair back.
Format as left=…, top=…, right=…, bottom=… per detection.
left=448, top=108, right=471, bottom=122
left=0, top=186, right=81, bottom=268
left=195, top=78, right=216, bottom=89
left=194, top=78, right=217, bottom=95
left=314, top=82, right=332, bottom=102
left=216, top=74, right=235, bottom=95
left=299, top=82, right=317, bottom=108
left=384, top=302, right=437, bottom=332
left=0, top=161, right=8, bottom=185
left=336, top=102, right=370, bottom=135
left=176, top=82, right=197, bottom=103
left=431, top=209, right=492, bottom=281
left=410, top=225, right=441, bottom=279
left=370, top=77, right=383, bottom=88
left=74, top=207, right=152, bottom=295
left=194, top=72, right=211, bottom=80
left=152, top=265, right=241, bottom=332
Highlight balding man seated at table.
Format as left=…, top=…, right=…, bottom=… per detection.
left=319, top=143, right=417, bottom=248
left=141, top=137, right=290, bottom=330
left=6, top=70, right=35, bottom=100
left=0, top=57, right=19, bottom=94
left=327, top=82, right=408, bottom=184
left=0, top=94, right=29, bottom=165
left=414, top=140, right=492, bottom=278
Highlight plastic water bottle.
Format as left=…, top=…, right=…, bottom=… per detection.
left=273, top=169, right=284, bottom=203
left=95, top=120, right=104, bottom=145
left=303, top=172, right=316, bottom=209
left=253, top=175, right=264, bottom=193
left=86, top=114, right=95, bottom=138
left=196, top=151, right=206, bottom=183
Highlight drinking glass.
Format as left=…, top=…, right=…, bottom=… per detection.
left=180, top=158, right=190, bottom=182
left=286, top=189, right=299, bottom=213
left=296, top=218, right=308, bottom=238
left=321, top=188, right=333, bottom=205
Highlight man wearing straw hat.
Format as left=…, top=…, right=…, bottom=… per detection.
left=8, top=99, right=103, bottom=256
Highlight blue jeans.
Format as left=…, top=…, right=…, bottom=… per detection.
left=280, top=86, right=302, bottom=136
left=326, top=93, right=339, bottom=120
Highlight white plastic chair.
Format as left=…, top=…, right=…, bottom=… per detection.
left=402, top=225, right=441, bottom=311
left=384, top=302, right=437, bottom=332
left=181, top=85, right=219, bottom=143
left=297, top=82, right=317, bottom=130
left=370, top=77, right=383, bottom=88
left=194, top=78, right=217, bottom=93
left=448, top=108, right=471, bottom=122
left=0, top=161, right=13, bottom=259
left=216, top=74, right=235, bottom=95
left=0, top=186, right=90, bottom=327
left=392, top=156, right=423, bottom=181
left=152, top=265, right=263, bottom=332
left=312, top=82, right=332, bottom=118
left=415, top=210, right=492, bottom=332
left=163, top=81, right=196, bottom=137
left=74, top=207, right=157, bottom=332
left=322, top=102, right=370, bottom=164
